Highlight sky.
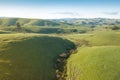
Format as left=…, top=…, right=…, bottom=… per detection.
left=0, top=0, right=120, bottom=19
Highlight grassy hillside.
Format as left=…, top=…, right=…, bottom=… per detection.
left=0, top=34, right=75, bottom=80
left=0, top=18, right=82, bottom=34
left=61, top=31, right=120, bottom=46
left=0, top=18, right=66, bottom=27
left=0, top=18, right=120, bottom=80
left=65, top=31, right=120, bottom=80
left=67, top=46, right=120, bottom=80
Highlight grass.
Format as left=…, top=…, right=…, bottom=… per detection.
left=0, top=18, right=120, bottom=80
left=66, top=31, right=120, bottom=80
left=67, top=46, right=120, bottom=80
left=0, top=33, right=75, bottom=80
left=0, top=30, right=12, bottom=34
left=61, top=31, right=120, bottom=46
left=0, top=30, right=120, bottom=80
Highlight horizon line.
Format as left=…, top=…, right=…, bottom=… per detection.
left=0, top=16, right=120, bottom=20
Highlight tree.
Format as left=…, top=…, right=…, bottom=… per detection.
left=16, top=22, right=22, bottom=32
left=90, top=25, right=96, bottom=28
left=112, top=25, right=119, bottom=30
left=82, top=21, right=87, bottom=25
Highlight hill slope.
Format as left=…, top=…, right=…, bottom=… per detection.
left=0, top=18, right=67, bottom=27
left=67, top=46, right=120, bottom=80
left=62, top=31, right=120, bottom=46
left=65, top=31, right=120, bottom=80
left=0, top=34, right=75, bottom=80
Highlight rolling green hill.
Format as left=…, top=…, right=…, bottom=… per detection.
left=61, top=31, right=120, bottom=46
left=65, top=31, right=120, bottom=80
left=0, top=18, right=120, bottom=80
left=0, top=18, right=67, bottom=27
left=67, top=46, right=120, bottom=80
left=0, top=34, right=75, bottom=80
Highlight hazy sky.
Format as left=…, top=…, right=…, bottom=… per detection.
left=0, top=0, right=120, bottom=19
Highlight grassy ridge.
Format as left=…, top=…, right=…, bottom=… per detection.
left=0, top=34, right=75, bottom=80
left=66, top=31, right=120, bottom=80
left=67, top=46, right=120, bottom=80
left=0, top=18, right=67, bottom=27
left=61, top=31, right=120, bottom=46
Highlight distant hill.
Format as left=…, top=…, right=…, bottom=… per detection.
left=0, top=18, right=120, bottom=27
left=0, top=18, right=69, bottom=27
left=53, top=18, right=120, bottom=26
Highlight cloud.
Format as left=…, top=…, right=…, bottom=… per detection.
left=52, top=12, right=80, bottom=16
left=102, top=11, right=119, bottom=15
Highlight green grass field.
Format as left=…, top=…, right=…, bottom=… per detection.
left=0, top=33, right=75, bottom=80
left=67, top=46, right=120, bottom=80
left=66, top=31, right=120, bottom=80
left=61, top=31, right=120, bottom=46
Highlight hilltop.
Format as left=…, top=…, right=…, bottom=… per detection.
left=0, top=18, right=70, bottom=27
left=0, top=18, right=120, bottom=27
